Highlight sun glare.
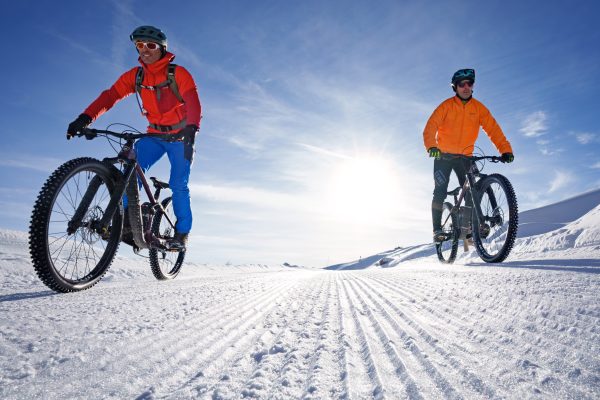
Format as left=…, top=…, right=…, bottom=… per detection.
left=326, top=155, right=402, bottom=222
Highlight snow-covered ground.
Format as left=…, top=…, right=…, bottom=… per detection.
left=1, top=190, right=599, bottom=399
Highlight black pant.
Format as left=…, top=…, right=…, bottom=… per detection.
left=431, top=157, right=472, bottom=231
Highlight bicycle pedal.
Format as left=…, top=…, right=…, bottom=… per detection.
left=166, top=243, right=186, bottom=252
left=433, top=231, right=449, bottom=243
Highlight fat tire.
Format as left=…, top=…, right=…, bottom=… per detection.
left=29, top=157, right=123, bottom=292
left=436, top=202, right=459, bottom=264
left=472, top=173, right=518, bottom=263
left=149, top=197, right=185, bottom=280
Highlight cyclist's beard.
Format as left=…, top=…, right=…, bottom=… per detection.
left=457, top=88, right=473, bottom=100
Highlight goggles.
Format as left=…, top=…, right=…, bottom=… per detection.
left=457, top=80, right=474, bottom=88
left=135, top=41, right=161, bottom=51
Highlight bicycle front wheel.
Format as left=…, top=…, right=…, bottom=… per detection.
left=29, top=158, right=123, bottom=292
left=436, top=202, right=459, bottom=264
left=149, top=197, right=185, bottom=280
left=472, top=173, right=518, bottom=263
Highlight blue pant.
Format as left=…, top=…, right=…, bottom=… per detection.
left=124, top=137, right=193, bottom=233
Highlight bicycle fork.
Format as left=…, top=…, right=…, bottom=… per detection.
left=67, top=163, right=134, bottom=237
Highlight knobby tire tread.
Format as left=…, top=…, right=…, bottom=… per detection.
left=436, top=202, right=459, bottom=264
left=29, top=157, right=123, bottom=292
left=473, top=173, right=518, bottom=263
left=149, top=197, right=185, bottom=280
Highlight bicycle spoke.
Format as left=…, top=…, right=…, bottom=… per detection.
left=474, top=175, right=517, bottom=262
left=30, top=156, right=125, bottom=292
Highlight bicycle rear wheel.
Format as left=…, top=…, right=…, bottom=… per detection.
left=436, top=202, right=459, bottom=264
left=472, top=173, right=518, bottom=263
left=149, top=197, right=185, bottom=280
left=29, top=158, right=123, bottom=292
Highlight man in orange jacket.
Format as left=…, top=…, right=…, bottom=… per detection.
left=422, top=68, right=514, bottom=242
left=67, top=25, right=201, bottom=249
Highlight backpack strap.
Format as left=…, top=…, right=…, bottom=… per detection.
left=135, top=67, right=144, bottom=96
left=134, top=67, right=147, bottom=116
left=134, top=64, right=185, bottom=116
left=167, top=64, right=185, bottom=103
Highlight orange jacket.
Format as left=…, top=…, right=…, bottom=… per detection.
left=83, top=52, right=201, bottom=133
left=423, top=96, right=512, bottom=155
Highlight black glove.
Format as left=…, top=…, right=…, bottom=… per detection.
left=501, top=152, right=514, bottom=163
left=428, top=147, right=441, bottom=159
left=179, top=124, right=199, bottom=146
left=67, top=114, right=92, bottom=140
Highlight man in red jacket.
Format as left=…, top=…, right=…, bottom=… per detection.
left=67, top=25, right=201, bottom=249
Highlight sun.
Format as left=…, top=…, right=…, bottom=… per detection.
left=325, top=155, right=401, bottom=222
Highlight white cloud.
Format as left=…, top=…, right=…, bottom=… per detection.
left=0, top=155, right=63, bottom=173
left=109, top=0, right=137, bottom=72
left=591, top=162, right=600, bottom=169
left=549, top=170, right=574, bottom=193
left=190, top=183, right=305, bottom=211
left=295, top=143, right=351, bottom=160
left=520, top=111, right=548, bottom=137
left=539, top=147, right=564, bottom=156
left=575, top=132, right=597, bottom=145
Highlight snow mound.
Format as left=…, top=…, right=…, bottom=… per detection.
left=518, top=188, right=600, bottom=238
left=330, top=191, right=600, bottom=269
left=511, top=203, right=600, bottom=257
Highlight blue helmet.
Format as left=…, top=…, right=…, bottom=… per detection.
left=130, top=25, right=168, bottom=48
left=451, top=68, right=475, bottom=86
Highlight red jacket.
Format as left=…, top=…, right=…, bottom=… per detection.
left=423, top=96, right=512, bottom=155
left=84, top=52, right=201, bottom=134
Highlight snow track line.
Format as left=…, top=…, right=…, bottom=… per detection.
left=299, top=273, right=345, bottom=399
left=377, top=269, right=598, bottom=355
left=97, top=274, right=294, bottom=357
left=2, top=276, right=291, bottom=398
left=365, top=275, right=488, bottom=358
left=152, top=273, right=319, bottom=398
left=263, top=275, right=332, bottom=399
left=130, top=279, right=294, bottom=365
left=54, top=275, right=298, bottom=398
left=360, top=274, right=502, bottom=399
left=183, top=272, right=325, bottom=399
left=290, top=274, right=335, bottom=399
left=350, top=276, right=465, bottom=400
left=333, top=273, right=351, bottom=399
left=367, top=272, right=596, bottom=396
left=344, top=275, right=425, bottom=400
left=339, top=275, right=385, bottom=399
left=365, top=274, right=501, bottom=366
left=240, top=274, right=328, bottom=399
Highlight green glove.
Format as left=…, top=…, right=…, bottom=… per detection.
left=428, top=147, right=441, bottom=159
left=501, top=153, right=514, bottom=163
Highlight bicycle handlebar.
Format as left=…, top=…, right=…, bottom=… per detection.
left=439, top=153, right=504, bottom=163
left=77, top=128, right=181, bottom=141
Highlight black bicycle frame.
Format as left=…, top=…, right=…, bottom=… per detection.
left=68, top=136, right=175, bottom=245
left=441, top=156, right=499, bottom=232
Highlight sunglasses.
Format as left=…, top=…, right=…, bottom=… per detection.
left=135, top=41, right=161, bottom=51
left=457, top=80, right=474, bottom=88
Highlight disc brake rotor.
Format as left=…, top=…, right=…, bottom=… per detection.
left=80, top=206, right=104, bottom=245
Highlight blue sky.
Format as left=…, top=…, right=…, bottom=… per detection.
left=1, top=0, right=599, bottom=266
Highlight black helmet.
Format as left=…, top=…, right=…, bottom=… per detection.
left=130, top=25, right=167, bottom=48
left=451, top=68, right=475, bottom=86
